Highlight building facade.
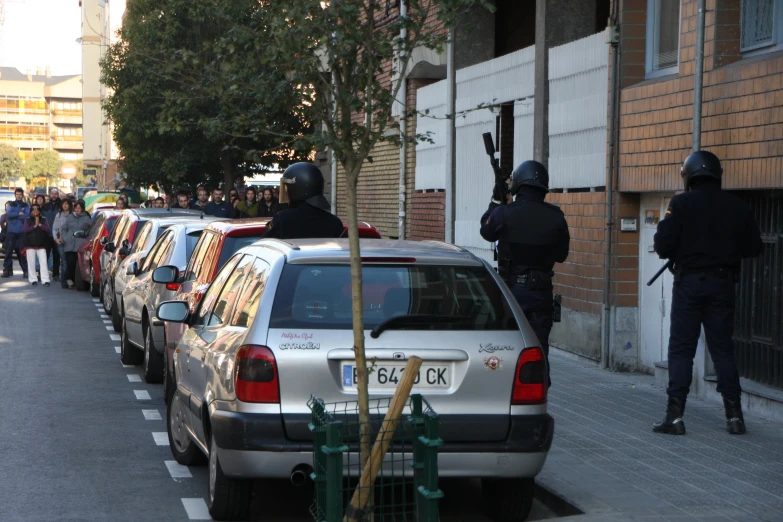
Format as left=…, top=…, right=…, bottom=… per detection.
left=0, top=66, right=83, bottom=173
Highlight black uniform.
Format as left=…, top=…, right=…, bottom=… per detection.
left=262, top=202, right=344, bottom=239
left=654, top=180, right=762, bottom=402
left=480, top=188, right=570, bottom=382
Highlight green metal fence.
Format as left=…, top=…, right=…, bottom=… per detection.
left=309, top=394, right=443, bottom=522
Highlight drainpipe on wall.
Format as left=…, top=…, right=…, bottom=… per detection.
left=693, top=0, right=706, bottom=151
left=444, top=30, right=456, bottom=243
left=603, top=20, right=621, bottom=370
left=398, top=0, right=408, bottom=240
left=330, top=71, right=338, bottom=215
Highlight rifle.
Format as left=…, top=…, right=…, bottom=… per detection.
left=647, top=260, right=674, bottom=286
left=482, top=132, right=509, bottom=204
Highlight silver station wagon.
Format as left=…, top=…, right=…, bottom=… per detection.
left=158, top=239, right=553, bottom=521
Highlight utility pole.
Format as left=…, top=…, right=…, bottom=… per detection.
left=533, top=0, right=549, bottom=168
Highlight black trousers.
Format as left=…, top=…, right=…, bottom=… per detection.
left=65, top=251, right=78, bottom=283
left=2, top=232, right=28, bottom=274
left=509, top=282, right=553, bottom=385
left=50, top=238, right=60, bottom=276
left=667, top=273, right=741, bottom=401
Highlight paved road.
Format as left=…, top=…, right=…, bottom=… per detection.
left=0, top=266, right=555, bottom=521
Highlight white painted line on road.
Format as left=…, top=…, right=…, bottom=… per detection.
left=100, top=315, right=110, bottom=319
left=115, top=346, right=121, bottom=354
left=152, top=432, right=168, bottom=445
left=106, top=326, right=114, bottom=331
left=121, top=363, right=133, bottom=368
left=103, top=320, right=112, bottom=325
left=94, top=303, right=103, bottom=307
left=127, top=374, right=142, bottom=383
left=134, top=390, right=151, bottom=400
left=110, top=334, right=120, bottom=341
left=181, top=498, right=210, bottom=520
left=92, top=298, right=100, bottom=302
left=143, top=409, right=161, bottom=420
left=166, top=460, right=192, bottom=479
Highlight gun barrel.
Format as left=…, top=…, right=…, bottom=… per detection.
left=482, top=132, right=495, bottom=156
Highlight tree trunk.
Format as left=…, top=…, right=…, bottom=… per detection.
left=343, top=158, right=372, bottom=485
left=220, top=148, right=235, bottom=191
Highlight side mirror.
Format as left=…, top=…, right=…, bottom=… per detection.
left=157, top=301, right=190, bottom=323
left=104, top=242, right=116, bottom=253
left=152, top=265, right=178, bottom=284
left=100, top=237, right=109, bottom=246
left=126, top=261, right=139, bottom=276
left=73, top=230, right=86, bottom=238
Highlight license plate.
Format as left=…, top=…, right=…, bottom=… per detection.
left=342, top=362, right=450, bottom=389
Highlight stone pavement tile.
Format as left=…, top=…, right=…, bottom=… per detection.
left=538, top=352, right=783, bottom=522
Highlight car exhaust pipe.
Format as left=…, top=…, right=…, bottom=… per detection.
left=290, top=464, right=312, bottom=487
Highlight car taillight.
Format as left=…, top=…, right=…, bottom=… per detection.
left=511, top=347, right=547, bottom=405
left=234, top=345, right=279, bottom=403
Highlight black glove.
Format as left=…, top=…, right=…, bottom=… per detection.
left=492, top=183, right=507, bottom=204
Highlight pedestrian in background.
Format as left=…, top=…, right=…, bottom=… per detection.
left=23, top=204, right=51, bottom=286
left=171, top=190, right=192, bottom=209
left=115, top=197, right=127, bottom=210
left=653, top=151, right=763, bottom=436
left=235, top=186, right=259, bottom=218
left=61, top=200, right=91, bottom=289
left=191, top=185, right=209, bottom=212
left=0, top=201, right=9, bottom=258
left=152, top=197, right=166, bottom=208
left=205, top=188, right=233, bottom=218
left=259, top=188, right=281, bottom=218
left=53, top=199, right=72, bottom=289
left=42, top=189, right=62, bottom=281
left=2, top=188, right=30, bottom=278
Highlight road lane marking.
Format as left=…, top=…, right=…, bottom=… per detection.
left=110, top=334, right=120, bottom=341
left=92, top=298, right=100, bottom=302
left=115, top=347, right=121, bottom=354
left=152, top=432, right=168, bottom=445
left=103, top=320, right=112, bottom=325
left=134, top=390, right=151, bottom=400
left=121, top=363, right=133, bottom=368
left=143, top=409, right=161, bottom=420
left=127, top=374, right=142, bottom=382
left=165, top=461, right=192, bottom=479
left=100, top=315, right=110, bottom=319
left=181, top=498, right=210, bottom=520
left=106, top=326, right=114, bottom=331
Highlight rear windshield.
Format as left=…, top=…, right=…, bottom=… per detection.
left=186, top=231, right=203, bottom=259
left=269, top=264, right=518, bottom=331
left=217, top=235, right=264, bottom=270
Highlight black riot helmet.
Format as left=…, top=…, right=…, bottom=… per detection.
left=508, top=160, right=549, bottom=195
left=681, top=151, right=722, bottom=190
left=280, top=162, right=330, bottom=210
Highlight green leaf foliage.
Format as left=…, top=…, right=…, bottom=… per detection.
left=0, top=143, right=23, bottom=184
left=23, top=150, right=61, bottom=184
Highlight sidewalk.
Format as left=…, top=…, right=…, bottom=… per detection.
left=539, top=351, right=783, bottom=522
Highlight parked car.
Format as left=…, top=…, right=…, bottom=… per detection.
left=74, top=210, right=121, bottom=295
left=100, top=208, right=201, bottom=317
left=155, top=218, right=382, bottom=403
left=110, top=215, right=226, bottom=332
left=157, top=238, right=551, bottom=521
left=120, top=219, right=224, bottom=383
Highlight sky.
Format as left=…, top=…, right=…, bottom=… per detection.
left=3, top=0, right=83, bottom=76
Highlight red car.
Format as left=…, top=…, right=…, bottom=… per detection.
left=158, top=217, right=381, bottom=402
left=75, top=210, right=122, bottom=296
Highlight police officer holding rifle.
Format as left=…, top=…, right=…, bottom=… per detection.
left=652, top=151, right=762, bottom=435
left=479, top=133, right=570, bottom=385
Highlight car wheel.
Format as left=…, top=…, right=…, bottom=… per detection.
left=120, top=318, right=143, bottom=365
left=103, top=281, right=112, bottom=314
left=481, top=478, right=534, bottom=522
left=163, top=335, right=174, bottom=406
left=111, top=296, right=122, bottom=332
left=167, top=382, right=206, bottom=466
left=90, top=267, right=100, bottom=297
left=75, top=264, right=88, bottom=291
left=208, top=433, right=251, bottom=521
left=143, top=322, right=164, bottom=384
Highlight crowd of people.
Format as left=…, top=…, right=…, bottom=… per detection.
left=0, top=183, right=285, bottom=288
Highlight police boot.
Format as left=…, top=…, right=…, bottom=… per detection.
left=723, top=397, right=746, bottom=435
left=653, top=397, right=686, bottom=435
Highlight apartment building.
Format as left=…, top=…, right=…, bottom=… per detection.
left=0, top=66, right=83, bottom=162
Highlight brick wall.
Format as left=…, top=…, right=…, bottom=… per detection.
left=409, top=191, right=446, bottom=240
left=616, top=0, right=783, bottom=192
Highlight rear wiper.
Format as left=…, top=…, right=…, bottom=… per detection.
left=370, top=314, right=469, bottom=339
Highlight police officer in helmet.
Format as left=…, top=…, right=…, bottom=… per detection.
left=262, top=162, right=344, bottom=239
left=653, top=151, right=762, bottom=435
left=480, top=160, right=570, bottom=385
